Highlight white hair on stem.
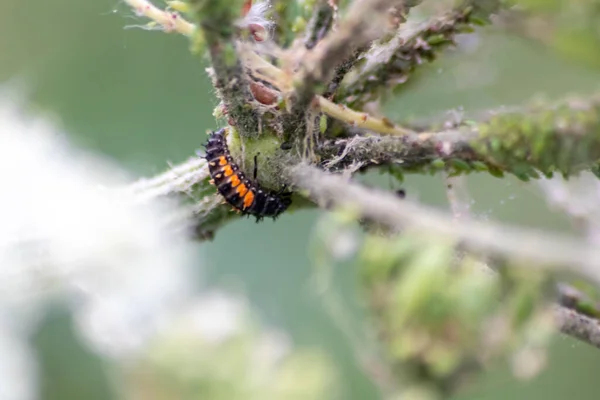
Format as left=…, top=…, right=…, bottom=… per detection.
left=237, top=0, right=274, bottom=43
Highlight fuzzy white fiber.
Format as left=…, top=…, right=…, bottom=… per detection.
left=0, top=96, right=199, bottom=398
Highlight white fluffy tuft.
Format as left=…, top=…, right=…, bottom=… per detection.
left=0, top=93, right=199, bottom=386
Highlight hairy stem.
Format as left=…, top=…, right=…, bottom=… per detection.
left=189, top=0, right=260, bottom=138
left=127, top=156, right=238, bottom=240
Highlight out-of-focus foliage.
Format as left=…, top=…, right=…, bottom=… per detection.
left=511, top=0, right=600, bottom=69
left=122, top=293, right=338, bottom=400
left=312, top=210, right=554, bottom=399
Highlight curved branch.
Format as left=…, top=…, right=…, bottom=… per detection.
left=289, top=164, right=600, bottom=285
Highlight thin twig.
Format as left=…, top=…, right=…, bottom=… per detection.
left=124, top=0, right=196, bottom=36
left=317, top=97, right=416, bottom=136
left=242, top=50, right=288, bottom=88
left=342, top=1, right=503, bottom=106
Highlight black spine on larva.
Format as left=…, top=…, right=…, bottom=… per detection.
left=272, top=194, right=292, bottom=217
left=203, top=128, right=292, bottom=220
left=205, top=129, right=226, bottom=163
left=257, top=195, right=278, bottom=217
left=247, top=189, right=267, bottom=215
left=249, top=192, right=290, bottom=218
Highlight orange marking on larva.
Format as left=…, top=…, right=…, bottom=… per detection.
left=236, top=183, right=248, bottom=197
left=204, top=128, right=292, bottom=219
left=229, top=174, right=241, bottom=188
left=223, top=165, right=234, bottom=177
left=243, top=191, right=255, bottom=209
left=361, top=114, right=368, bottom=122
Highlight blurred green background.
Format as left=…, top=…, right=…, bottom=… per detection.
left=2, top=1, right=600, bottom=399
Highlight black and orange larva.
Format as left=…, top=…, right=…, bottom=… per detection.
left=203, top=128, right=291, bottom=220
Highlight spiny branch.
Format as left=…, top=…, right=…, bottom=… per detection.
left=189, top=0, right=260, bottom=139
left=341, top=0, right=504, bottom=106
left=318, top=93, right=600, bottom=179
